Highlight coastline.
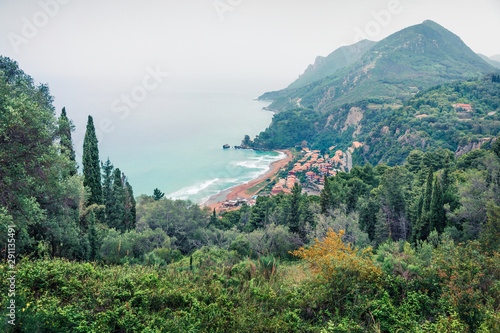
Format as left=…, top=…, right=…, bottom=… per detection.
left=202, top=149, right=293, bottom=212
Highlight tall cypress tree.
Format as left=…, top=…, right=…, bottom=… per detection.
left=58, top=107, right=77, bottom=177
left=288, top=183, right=303, bottom=236
left=209, top=208, right=218, bottom=227
left=124, top=179, right=136, bottom=231
left=429, top=176, right=446, bottom=233
left=87, top=211, right=98, bottom=260
left=83, top=115, right=102, bottom=206
left=414, top=167, right=434, bottom=241
left=108, top=168, right=126, bottom=231
left=101, top=158, right=114, bottom=226
left=320, top=175, right=333, bottom=214
left=301, top=197, right=315, bottom=229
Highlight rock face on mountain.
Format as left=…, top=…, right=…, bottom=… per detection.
left=455, top=138, right=495, bottom=157
left=260, top=20, right=496, bottom=112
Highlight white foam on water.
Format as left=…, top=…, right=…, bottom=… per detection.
left=171, top=151, right=288, bottom=203
left=167, top=178, right=220, bottom=200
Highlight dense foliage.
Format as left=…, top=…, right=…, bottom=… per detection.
left=1, top=55, right=500, bottom=332
left=0, top=57, right=136, bottom=261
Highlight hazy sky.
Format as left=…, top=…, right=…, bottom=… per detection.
left=1, top=0, right=500, bottom=163
left=1, top=0, right=499, bottom=92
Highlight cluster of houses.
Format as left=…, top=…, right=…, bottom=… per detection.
left=221, top=196, right=257, bottom=208
left=269, top=143, right=363, bottom=196
left=218, top=142, right=365, bottom=208
left=270, top=175, right=298, bottom=195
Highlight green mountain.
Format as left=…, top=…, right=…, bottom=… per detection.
left=491, top=54, right=500, bottom=62
left=286, top=39, right=376, bottom=90
left=260, top=20, right=496, bottom=112
left=479, top=54, right=500, bottom=69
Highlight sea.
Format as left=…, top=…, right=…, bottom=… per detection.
left=61, top=80, right=283, bottom=204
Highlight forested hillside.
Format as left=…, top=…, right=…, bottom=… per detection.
left=250, top=75, right=500, bottom=166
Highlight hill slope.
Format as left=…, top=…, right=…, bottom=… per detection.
left=251, top=75, right=500, bottom=166
left=286, top=39, right=376, bottom=90
left=260, top=20, right=496, bottom=112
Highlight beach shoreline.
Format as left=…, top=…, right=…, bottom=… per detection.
left=201, top=149, right=293, bottom=212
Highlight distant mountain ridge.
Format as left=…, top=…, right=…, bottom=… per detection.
left=286, top=39, right=376, bottom=90
left=479, top=54, right=500, bottom=69
left=260, top=20, right=496, bottom=112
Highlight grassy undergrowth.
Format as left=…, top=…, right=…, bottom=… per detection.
left=1, top=240, right=499, bottom=333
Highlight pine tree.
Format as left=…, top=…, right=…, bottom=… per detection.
left=58, top=107, right=77, bottom=177
left=153, top=188, right=165, bottom=201
left=83, top=115, right=102, bottom=206
left=108, top=168, right=126, bottom=231
left=429, top=176, right=446, bottom=233
left=320, top=175, right=333, bottom=214
left=247, top=196, right=269, bottom=231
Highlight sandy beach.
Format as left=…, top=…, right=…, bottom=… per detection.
left=202, top=149, right=293, bottom=212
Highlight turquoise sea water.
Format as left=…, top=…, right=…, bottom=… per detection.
left=94, top=88, right=281, bottom=203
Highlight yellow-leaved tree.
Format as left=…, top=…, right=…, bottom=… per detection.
left=291, top=229, right=383, bottom=289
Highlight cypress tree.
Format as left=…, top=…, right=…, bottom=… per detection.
left=415, top=167, right=433, bottom=241
left=492, top=137, right=500, bottom=158
left=58, top=107, right=77, bottom=177
left=87, top=211, right=98, bottom=260
left=124, top=179, right=136, bottom=231
left=83, top=115, right=102, bottom=206
left=101, top=158, right=114, bottom=226
left=415, top=194, right=424, bottom=229
left=288, top=183, right=302, bottom=236
left=480, top=204, right=500, bottom=253
left=301, top=198, right=315, bottom=229
left=320, top=175, right=333, bottom=214
left=209, top=208, right=217, bottom=227
left=429, top=176, right=446, bottom=233
left=441, top=159, right=451, bottom=195
left=359, top=197, right=379, bottom=242
left=108, top=168, right=126, bottom=231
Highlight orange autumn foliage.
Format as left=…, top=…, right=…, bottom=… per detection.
left=291, top=229, right=383, bottom=285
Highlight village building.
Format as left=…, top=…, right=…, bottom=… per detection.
left=452, top=103, right=473, bottom=111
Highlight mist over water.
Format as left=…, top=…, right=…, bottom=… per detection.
left=59, top=79, right=279, bottom=203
